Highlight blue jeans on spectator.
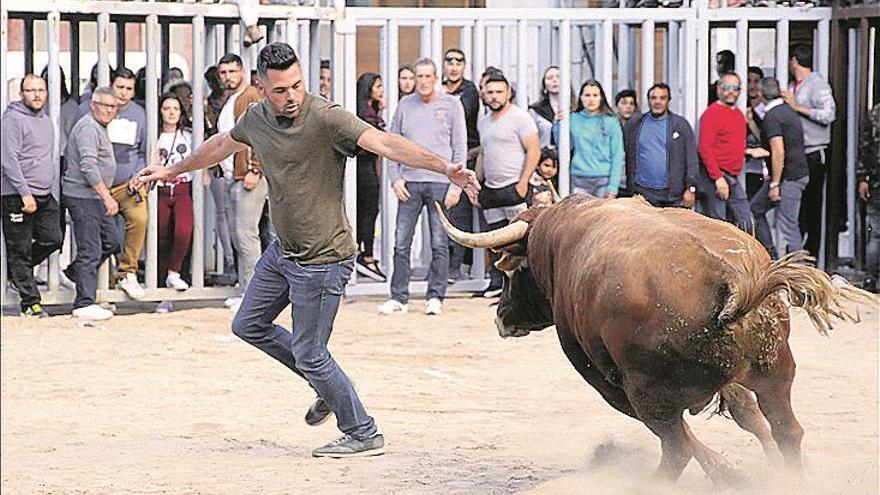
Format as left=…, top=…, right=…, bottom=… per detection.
left=750, top=176, right=809, bottom=259
left=698, top=170, right=754, bottom=232
left=390, top=182, right=450, bottom=304
left=63, top=196, right=121, bottom=309
left=231, top=240, right=377, bottom=440
left=571, top=176, right=610, bottom=197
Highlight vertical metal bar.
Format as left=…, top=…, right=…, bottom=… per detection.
left=145, top=14, right=159, bottom=290
left=299, top=20, right=311, bottom=88
left=600, top=19, right=613, bottom=98
left=116, top=20, right=126, bottom=69
left=24, top=17, right=34, bottom=75
left=70, top=19, right=80, bottom=100
left=460, top=24, right=473, bottom=82
left=162, top=20, right=171, bottom=81
left=500, top=25, right=510, bottom=75
left=735, top=19, right=748, bottom=113
left=47, top=11, right=62, bottom=293
left=1, top=6, right=9, bottom=115
left=191, top=15, right=206, bottom=289
left=309, top=20, right=321, bottom=94
left=641, top=20, right=655, bottom=100
left=206, top=23, right=217, bottom=66
left=695, top=8, right=709, bottom=126
left=845, top=27, right=858, bottom=261
left=538, top=22, right=552, bottom=80
left=240, top=20, right=253, bottom=85
left=97, top=13, right=111, bottom=86
left=618, top=23, right=629, bottom=92
left=684, top=15, right=699, bottom=128
left=431, top=20, right=443, bottom=73
left=817, top=19, right=830, bottom=79
left=225, top=22, right=236, bottom=54
left=775, top=19, right=789, bottom=89
left=559, top=19, right=572, bottom=196
left=668, top=21, right=680, bottom=111
left=382, top=20, right=399, bottom=283
left=286, top=15, right=299, bottom=52
left=474, top=19, right=485, bottom=75
left=517, top=19, right=529, bottom=107
left=420, top=23, right=431, bottom=59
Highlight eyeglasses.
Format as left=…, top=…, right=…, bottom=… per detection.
left=720, top=83, right=741, bottom=92
left=445, top=56, right=465, bottom=63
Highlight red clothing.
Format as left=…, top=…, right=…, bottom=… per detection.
left=698, top=102, right=747, bottom=180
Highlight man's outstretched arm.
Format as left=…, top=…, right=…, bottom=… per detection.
left=132, top=131, right=247, bottom=188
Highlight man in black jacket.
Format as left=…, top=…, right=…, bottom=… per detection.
left=623, top=83, right=698, bottom=208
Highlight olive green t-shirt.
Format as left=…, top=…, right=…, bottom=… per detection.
left=229, top=93, right=371, bottom=264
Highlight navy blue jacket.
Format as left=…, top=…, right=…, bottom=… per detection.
left=623, top=110, right=699, bottom=200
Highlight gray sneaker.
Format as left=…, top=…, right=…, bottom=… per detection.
left=312, top=433, right=385, bottom=458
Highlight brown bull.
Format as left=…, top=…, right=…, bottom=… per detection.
left=438, top=194, right=867, bottom=486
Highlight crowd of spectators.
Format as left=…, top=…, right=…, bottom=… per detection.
left=2, top=37, right=877, bottom=319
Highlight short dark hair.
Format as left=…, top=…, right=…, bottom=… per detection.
left=790, top=43, right=813, bottom=69
left=218, top=53, right=243, bottom=67
left=647, top=82, right=671, bottom=101
left=112, top=66, right=136, bottom=82
left=748, top=66, right=764, bottom=79
left=257, top=43, right=300, bottom=78
left=614, top=89, right=637, bottom=105
left=320, top=59, right=331, bottom=70
left=540, top=146, right=558, bottom=165
left=481, top=66, right=503, bottom=80
left=484, top=73, right=509, bottom=87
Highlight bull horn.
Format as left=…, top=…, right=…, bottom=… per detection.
left=434, top=202, right=529, bottom=249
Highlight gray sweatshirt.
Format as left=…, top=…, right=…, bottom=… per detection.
left=387, top=93, right=467, bottom=184
left=793, top=72, right=836, bottom=153
left=109, top=102, right=147, bottom=186
left=0, top=101, right=55, bottom=197
left=63, top=113, right=117, bottom=200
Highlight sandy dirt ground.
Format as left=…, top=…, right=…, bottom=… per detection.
left=1, top=295, right=878, bottom=495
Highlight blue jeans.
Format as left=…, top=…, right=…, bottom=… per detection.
left=390, top=182, right=450, bottom=304
left=63, top=196, right=121, bottom=309
left=751, top=176, right=809, bottom=259
left=231, top=241, right=376, bottom=439
left=698, top=169, right=754, bottom=232
left=571, top=176, right=610, bottom=197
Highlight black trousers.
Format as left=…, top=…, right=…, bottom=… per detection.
left=356, top=157, right=380, bottom=258
left=1, top=194, right=63, bottom=308
left=799, top=150, right=826, bottom=258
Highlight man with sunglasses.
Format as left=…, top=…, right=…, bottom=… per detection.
left=697, top=72, right=752, bottom=232
left=442, top=48, right=481, bottom=284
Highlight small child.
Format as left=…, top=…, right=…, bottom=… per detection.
left=530, top=146, right=559, bottom=194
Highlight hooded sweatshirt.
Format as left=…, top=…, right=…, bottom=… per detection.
left=0, top=101, right=55, bottom=197
left=792, top=72, right=836, bottom=153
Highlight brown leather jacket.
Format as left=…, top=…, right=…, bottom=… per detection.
left=232, top=85, right=264, bottom=181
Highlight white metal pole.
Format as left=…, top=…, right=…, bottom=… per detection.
left=696, top=4, right=710, bottom=125
left=192, top=15, right=206, bottom=289
left=735, top=18, right=748, bottom=113
left=420, top=23, right=431, bottom=59
left=382, top=19, right=399, bottom=282
left=684, top=15, right=699, bottom=128
left=460, top=25, right=473, bottom=82
left=817, top=19, right=830, bottom=79
left=286, top=15, right=299, bottom=52
left=145, top=14, right=159, bottom=290
left=845, top=27, right=858, bottom=261
left=517, top=19, right=529, bottom=107
left=668, top=21, right=680, bottom=111
left=775, top=19, right=789, bottom=89
left=641, top=19, right=655, bottom=100
left=559, top=19, right=572, bottom=196
left=97, top=12, right=110, bottom=86
left=474, top=19, right=485, bottom=76
left=1, top=5, right=9, bottom=112
left=431, top=20, right=443, bottom=73
left=618, top=23, right=629, bottom=93
left=299, top=20, right=311, bottom=89
left=47, top=11, right=61, bottom=292
left=309, top=20, right=321, bottom=95
left=600, top=19, right=613, bottom=98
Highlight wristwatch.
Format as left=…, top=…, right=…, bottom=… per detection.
left=687, top=186, right=697, bottom=193
left=769, top=181, right=780, bottom=189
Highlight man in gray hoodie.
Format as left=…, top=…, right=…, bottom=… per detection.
left=784, top=43, right=836, bottom=259
left=62, top=86, right=122, bottom=321
left=1, top=74, right=62, bottom=317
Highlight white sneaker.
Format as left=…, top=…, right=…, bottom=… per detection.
left=229, top=298, right=242, bottom=315
left=425, top=298, right=443, bottom=315
left=155, top=300, right=174, bottom=313
left=118, top=273, right=145, bottom=300
left=59, top=270, right=77, bottom=291
left=165, top=271, right=189, bottom=291
left=224, top=296, right=242, bottom=308
left=72, top=304, right=114, bottom=321
left=377, top=299, right=408, bottom=315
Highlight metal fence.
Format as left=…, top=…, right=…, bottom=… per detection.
left=1, top=0, right=874, bottom=307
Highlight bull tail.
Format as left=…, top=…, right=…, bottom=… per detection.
left=718, top=251, right=875, bottom=334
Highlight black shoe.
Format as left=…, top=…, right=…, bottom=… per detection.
left=21, top=303, right=49, bottom=318
left=355, top=255, right=387, bottom=282
left=305, top=396, right=333, bottom=426
left=473, top=285, right=502, bottom=298
left=312, top=433, right=385, bottom=458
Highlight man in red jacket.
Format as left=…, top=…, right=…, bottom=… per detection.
left=697, top=72, right=753, bottom=232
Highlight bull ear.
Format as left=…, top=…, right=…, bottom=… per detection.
left=495, top=251, right=526, bottom=272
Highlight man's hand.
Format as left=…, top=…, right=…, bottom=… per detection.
left=714, top=177, right=730, bottom=200
left=682, top=189, right=696, bottom=208
left=444, top=162, right=480, bottom=203
left=243, top=170, right=260, bottom=191
left=392, top=179, right=411, bottom=202
left=444, top=187, right=461, bottom=209
left=103, top=196, right=119, bottom=216
left=781, top=90, right=795, bottom=106
left=131, top=165, right=174, bottom=191
left=746, top=147, right=770, bottom=159
left=858, top=181, right=870, bottom=201
left=515, top=180, right=529, bottom=199
left=20, top=195, right=37, bottom=214
left=768, top=185, right=781, bottom=202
